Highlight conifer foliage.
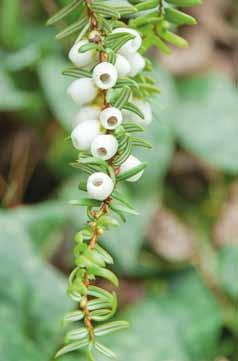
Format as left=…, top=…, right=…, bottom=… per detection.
left=47, top=0, right=200, bottom=359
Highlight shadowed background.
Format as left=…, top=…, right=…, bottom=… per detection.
left=0, top=1, right=238, bottom=360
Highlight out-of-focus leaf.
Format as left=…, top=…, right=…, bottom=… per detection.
left=0, top=305, right=42, bottom=361
left=103, top=197, right=156, bottom=272
left=97, top=272, right=222, bottom=361
left=174, top=74, right=238, bottom=173
left=2, top=44, right=41, bottom=71
left=218, top=245, right=238, bottom=300
left=0, top=70, right=40, bottom=111
left=0, top=217, right=72, bottom=360
left=2, top=201, right=68, bottom=257
left=38, top=55, right=79, bottom=130
left=0, top=0, right=22, bottom=49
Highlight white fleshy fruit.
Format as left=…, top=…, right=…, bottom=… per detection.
left=99, top=107, right=122, bottom=130
left=119, top=155, right=144, bottom=182
left=87, top=172, right=114, bottom=201
left=112, top=27, right=142, bottom=55
left=69, top=40, right=96, bottom=68
left=74, top=106, right=100, bottom=126
left=93, top=62, right=118, bottom=90
left=123, top=99, right=152, bottom=126
left=91, top=134, right=118, bottom=160
left=71, top=119, right=100, bottom=150
left=67, top=78, right=98, bottom=105
left=115, top=54, right=131, bottom=78
left=126, top=52, right=145, bottom=77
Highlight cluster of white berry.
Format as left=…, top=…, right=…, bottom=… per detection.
left=67, top=27, right=152, bottom=201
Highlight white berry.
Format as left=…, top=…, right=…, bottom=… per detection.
left=93, top=62, right=118, bottom=89
left=126, top=52, right=145, bottom=77
left=123, top=99, right=152, bottom=126
left=115, top=54, right=131, bottom=78
left=91, top=134, right=118, bottom=160
left=87, top=172, right=114, bottom=201
left=71, top=120, right=100, bottom=150
left=99, top=107, right=122, bottom=130
left=67, top=78, right=98, bottom=105
left=112, top=28, right=142, bottom=55
left=74, top=106, right=100, bottom=126
left=69, top=40, right=96, bottom=68
left=119, top=155, right=144, bottom=182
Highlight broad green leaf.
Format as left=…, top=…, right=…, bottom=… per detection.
left=38, top=55, right=79, bottom=130
left=174, top=73, right=238, bottom=173
left=103, top=197, right=156, bottom=272
left=0, top=70, right=40, bottom=111
left=0, top=0, right=22, bottom=49
left=4, top=201, right=68, bottom=256
left=97, top=272, right=222, bottom=361
left=0, top=217, right=73, bottom=360
left=218, top=245, right=238, bottom=300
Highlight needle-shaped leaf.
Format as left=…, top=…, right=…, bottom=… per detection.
left=63, top=67, right=92, bottom=78
left=123, top=102, right=145, bottom=119
left=66, top=327, right=89, bottom=342
left=94, top=244, right=114, bottom=265
left=56, top=17, right=88, bottom=40
left=94, top=321, right=129, bottom=337
left=47, top=0, right=83, bottom=25
left=92, top=2, right=120, bottom=18
left=69, top=199, right=101, bottom=207
left=131, top=137, right=153, bottom=149
left=123, top=122, right=145, bottom=133
left=113, top=86, right=131, bottom=109
left=55, top=339, right=89, bottom=358
left=95, top=342, right=117, bottom=359
left=63, top=310, right=84, bottom=325
left=88, top=266, right=119, bottom=287
left=116, top=162, right=147, bottom=182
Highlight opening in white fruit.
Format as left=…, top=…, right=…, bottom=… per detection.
left=97, top=147, right=107, bottom=157
left=93, top=178, right=103, bottom=187
left=100, top=73, right=111, bottom=84
left=108, top=116, right=118, bottom=126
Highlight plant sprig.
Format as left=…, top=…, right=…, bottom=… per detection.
left=47, top=0, right=200, bottom=359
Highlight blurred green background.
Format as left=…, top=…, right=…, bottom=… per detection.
left=0, top=1, right=238, bottom=361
